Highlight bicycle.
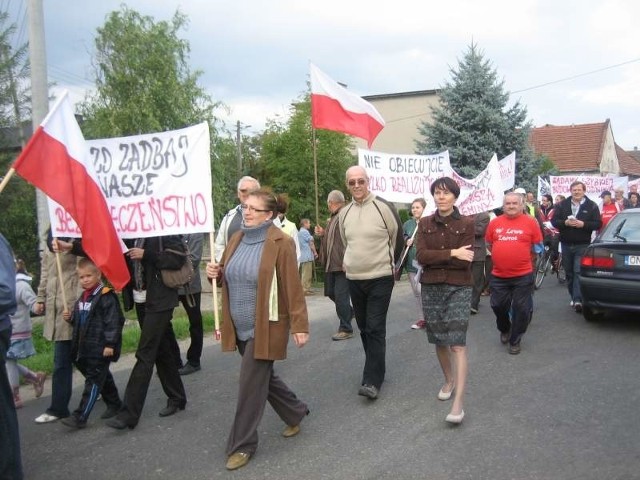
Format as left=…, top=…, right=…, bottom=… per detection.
left=556, top=251, right=566, bottom=283
left=534, top=245, right=553, bottom=289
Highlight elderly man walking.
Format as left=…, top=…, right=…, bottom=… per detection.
left=315, top=190, right=353, bottom=340
left=214, top=176, right=260, bottom=262
left=339, top=166, right=403, bottom=399
left=485, top=192, right=543, bottom=355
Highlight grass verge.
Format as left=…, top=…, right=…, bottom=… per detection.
left=21, top=310, right=218, bottom=375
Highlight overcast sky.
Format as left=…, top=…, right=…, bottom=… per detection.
left=6, top=0, right=640, bottom=149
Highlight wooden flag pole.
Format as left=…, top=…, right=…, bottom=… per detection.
left=209, top=231, right=221, bottom=341
left=312, top=127, right=320, bottom=227
left=53, top=241, right=70, bottom=315
left=0, top=167, right=16, bottom=196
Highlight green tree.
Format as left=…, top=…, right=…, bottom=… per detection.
left=0, top=10, right=38, bottom=274
left=416, top=42, right=541, bottom=191
left=259, top=93, right=355, bottom=225
left=78, top=6, right=237, bottom=221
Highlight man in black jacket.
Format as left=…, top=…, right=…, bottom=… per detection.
left=551, top=181, right=601, bottom=313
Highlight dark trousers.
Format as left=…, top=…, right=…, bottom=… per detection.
left=324, top=271, right=353, bottom=333
left=179, top=292, right=203, bottom=366
left=471, top=260, right=485, bottom=310
left=0, top=328, right=23, bottom=480
left=490, top=273, right=534, bottom=346
left=119, top=308, right=186, bottom=427
left=226, top=339, right=308, bottom=456
left=73, top=357, right=121, bottom=422
left=348, top=276, right=394, bottom=389
left=167, top=294, right=204, bottom=369
left=47, top=340, right=73, bottom=418
left=561, top=242, right=588, bottom=302
left=483, top=256, right=493, bottom=292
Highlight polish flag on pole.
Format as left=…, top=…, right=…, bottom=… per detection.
left=310, top=63, right=385, bottom=148
left=12, top=91, right=130, bottom=290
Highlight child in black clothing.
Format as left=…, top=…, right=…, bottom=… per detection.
left=61, top=258, right=125, bottom=429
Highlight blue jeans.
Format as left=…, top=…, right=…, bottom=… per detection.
left=47, top=340, right=73, bottom=418
left=561, top=243, right=588, bottom=303
left=348, top=276, right=394, bottom=389
left=325, top=271, right=353, bottom=333
left=1, top=327, right=23, bottom=479
left=490, top=273, right=534, bottom=346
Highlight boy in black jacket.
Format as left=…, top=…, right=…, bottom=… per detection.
left=62, top=258, right=125, bottom=429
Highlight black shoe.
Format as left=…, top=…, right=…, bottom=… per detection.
left=508, top=343, right=521, bottom=355
left=105, top=416, right=135, bottom=430
left=61, top=415, right=87, bottom=429
left=358, top=384, right=379, bottom=400
left=178, top=363, right=201, bottom=376
left=500, top=332, right=510, bottom=344
left=159, top=404, right=185, bottom=417
left=100, top=405, right=121, bottom=420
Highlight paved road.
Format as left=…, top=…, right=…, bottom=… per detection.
left=16, top=275, right=640, bottom=479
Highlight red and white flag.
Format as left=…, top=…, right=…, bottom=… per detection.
left=310, top=63, right=385, bottom=147
left=13, top=92, right=130, bottom=290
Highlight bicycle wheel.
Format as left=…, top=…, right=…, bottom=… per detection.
left=556, top=253, right=566, bottom=283
left=534, top=251, right=551, bottom=289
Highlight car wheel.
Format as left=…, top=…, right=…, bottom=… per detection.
left=583, top=306, right=605, bottom=322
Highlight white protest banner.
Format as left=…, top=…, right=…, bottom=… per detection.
left=612, top=175, right=628, bottom=193
left=357, top=148, right=451, bottom=204
left=537, top=176, right=552, bottom=200
left=454, top=155, right=504, bottom=215
left=49, top=122, right=213, bottom=239
left=629, top=177, right=640, bottom=192
left=498, top=151, right=516, bottom=191
left=549, top=175, right=613, bottom=203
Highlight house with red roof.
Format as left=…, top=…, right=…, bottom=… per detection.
left=529, top=120, right=640, bottom=178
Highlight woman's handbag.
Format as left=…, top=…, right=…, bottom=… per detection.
left=160, top=249, right=194, bottom=289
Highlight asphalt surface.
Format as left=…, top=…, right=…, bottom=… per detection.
left=15, top=275, right=640, bottom=480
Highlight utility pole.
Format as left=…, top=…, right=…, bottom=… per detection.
left=27, top=0, right=50, bottom=253
left=236, top=120, right=242, bottom=177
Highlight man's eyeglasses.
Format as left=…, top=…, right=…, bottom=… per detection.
left=347, top=178, right=367, bottom=187
left=241, top=204, right=270, bottom=213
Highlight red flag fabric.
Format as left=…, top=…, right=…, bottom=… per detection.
left=13, top=92, right=130, bottom=290
left=310, top=63, right=385, bottom=147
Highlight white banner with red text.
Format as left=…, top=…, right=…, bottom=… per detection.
left=48, top=122, right=213, bottom=239
left=357, top=148, right=507, bottom=214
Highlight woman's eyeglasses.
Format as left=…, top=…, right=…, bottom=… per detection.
left=241, top=204, right=270, bottom=213
left=347, top=178, right=367, bottom=187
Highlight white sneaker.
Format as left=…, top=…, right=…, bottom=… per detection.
left=34, top=413, right=60, bottom=424
left=569, top=301, right=575, bottom=307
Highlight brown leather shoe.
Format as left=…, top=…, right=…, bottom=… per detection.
left=282, top=424, right=300, bottom=438
left=226, top=452, right=251, bottom=470
left=500, top=332, right=509, bottom=344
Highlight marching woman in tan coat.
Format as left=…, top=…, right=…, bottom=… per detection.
left=206, top=189, right=310, bottom=471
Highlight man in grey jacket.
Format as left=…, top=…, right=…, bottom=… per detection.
left=339, top=166, right=403, bottom=400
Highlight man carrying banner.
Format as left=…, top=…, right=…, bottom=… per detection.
left=339, top=165, right=403, bottom=400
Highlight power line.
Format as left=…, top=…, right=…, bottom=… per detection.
left=512, top=57, right=640, bottom=94
left=48, top=63, right=95, bottom=88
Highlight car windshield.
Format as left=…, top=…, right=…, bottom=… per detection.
left=600, top=212, right=640, bottom=243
